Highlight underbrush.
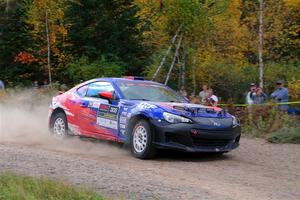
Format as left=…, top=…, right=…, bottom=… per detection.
left=0, top=172, right=103, bottom=200
left=267, top=122, right=300, bottom=144
left=237, top=105, right=300, bottom=144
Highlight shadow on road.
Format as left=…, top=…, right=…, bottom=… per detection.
left=154, top=149, right=232, bottom=162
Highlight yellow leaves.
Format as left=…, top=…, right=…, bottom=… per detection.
left=288, top=80, right=300, bottom=100
left=25, top=0, right=68, bottom=68
left=284, top=0, right=300, bottom=7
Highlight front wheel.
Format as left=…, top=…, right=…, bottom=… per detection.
left=130, top=120, right=157, bottom=159
left=50, top=112, right=68, bottom=137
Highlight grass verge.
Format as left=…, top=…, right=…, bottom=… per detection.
left=0, top=172, right=103, bottom=200
left=267, top=126, right=300, bottom=144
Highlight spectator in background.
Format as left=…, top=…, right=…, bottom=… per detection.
left=179, top=87, right=189, bottom=102
left=271, top=80, right=289, bottom=111
left=252, top=87, right=267, bottom=104
left=199, top=84, right=209, bottom=105
left=41, top=79, right=48, bottom=89
left=207, top=89, right=218, bottom=107
left=33, top=80, right=39, bottom=89
left=246, top=83, right=256, bottom=105
left=0, top=80, right=5, bottom=90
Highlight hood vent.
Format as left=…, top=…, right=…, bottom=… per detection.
left=173, top=105, right=226, bottom=116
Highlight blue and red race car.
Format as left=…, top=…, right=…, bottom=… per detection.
left=49, top=77, right=241, bottom=159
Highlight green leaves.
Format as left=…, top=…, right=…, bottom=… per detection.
left=65, top=0, right=146, bottom=74
left=66, top=56, right=125, bottom=83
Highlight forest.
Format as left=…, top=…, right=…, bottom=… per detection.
left=0, top=0, right=299, bottom=102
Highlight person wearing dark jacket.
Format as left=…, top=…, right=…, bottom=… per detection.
left=270, top=80, right=289, bottom=110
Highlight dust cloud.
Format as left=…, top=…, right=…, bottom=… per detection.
left=0, top=89, right=127, bottom=157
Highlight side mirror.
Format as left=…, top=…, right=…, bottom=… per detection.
left=99, top=91, right=113, bottom=100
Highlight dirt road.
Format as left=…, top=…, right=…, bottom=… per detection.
left=0, top=137, right=299, bottom=200
left=0, top=93, right=299, bottom=199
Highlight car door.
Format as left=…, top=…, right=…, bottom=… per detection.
left=78, top=81, right=119, bottom=141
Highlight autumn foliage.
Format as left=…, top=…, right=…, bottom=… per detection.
left=0, top=0, right=299, bottom=103
left=14, top=52, right=37, bottom=64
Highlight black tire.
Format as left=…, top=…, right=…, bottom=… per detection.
left=130, top=119, right=157, bottom=159
left=50, top=112, right=68, bottom=137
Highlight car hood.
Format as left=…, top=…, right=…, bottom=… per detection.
left=153, top=102, right=234, bottom=128
left=152, top=102, right=228, bottom=117
left=121, top=100, right=234, bottom=128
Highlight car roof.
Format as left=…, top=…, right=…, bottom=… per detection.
left=73, top=77, right=167, bottom=91
left=93, top=77, right=165, bottom=86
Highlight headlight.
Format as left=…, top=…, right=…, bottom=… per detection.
left=163, top=112, right=192, bottom=123
left=232, top=116, right=239, bottom=127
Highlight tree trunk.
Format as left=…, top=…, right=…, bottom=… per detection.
left=165, top=33, right=183, bottom=85
left=258, top=0, right=264, bottom=88
left=181, top=42, right=186, bottom=90
left=5, top=0, right=9, bottom=16
left=152, top=25, right=182, bottom=81
left=45, top=8, right=52, bottom=85
left=177, top=53, right=181, bottom=90
left=192, top=58, right=196, bottom=96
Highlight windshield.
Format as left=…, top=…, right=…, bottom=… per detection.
left=116, top=80, right=187, bottom=103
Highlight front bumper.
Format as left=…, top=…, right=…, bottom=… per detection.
left=150, top=119, right=241, bottom=153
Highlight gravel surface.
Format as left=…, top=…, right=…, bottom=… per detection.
left=0, top=97, right=299, bottom=199
left=0, top=138, right=299, bottom=200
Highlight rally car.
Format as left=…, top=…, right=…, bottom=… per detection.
left=49, top=77, right=241, bottom=159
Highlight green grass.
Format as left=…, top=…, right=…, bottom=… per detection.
left=267, top=126, right=300, bottom=144
left=0, top=172, right=103, bottom=200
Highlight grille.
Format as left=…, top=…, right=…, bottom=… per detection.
left=192, top=137, right=232, bottom=147
left=196, top=129, right=235, bottom=135
left=166, top=133, right=191, bottom=146
left=192, top=117, right=233, bottom=127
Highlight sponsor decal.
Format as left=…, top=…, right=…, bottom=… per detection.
left=88, top=101, right=94, bottom=107
left=208, top=118, right=221, bottom=127
left=109, top=106, right=119, bottom=114
left=99, top=104, right=110, bottom=112
left=121, top=111, right=128, bottom=116
left=120, top=124, right=126, bottom=129
left=120, top=116, right=127, bottom=124
left=96, top=104, right=119, bottom=129
left=98, top=112, right=116, bottom=120
left=137, top=103, right=157, bottom=110
left=97, top=118, right=118, bottom=129
left=213, top=122, right=221, bottom=127
left=88, top=101, right=101, bottom=110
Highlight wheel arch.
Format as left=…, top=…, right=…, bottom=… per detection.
left=125, top=114, right=151, bottom=143
left=50, top=107, right=67, bottom=127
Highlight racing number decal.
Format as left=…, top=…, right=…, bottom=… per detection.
left=97, top=104, right=119, bottom=129
left=109, top=106, right=118, bottom=114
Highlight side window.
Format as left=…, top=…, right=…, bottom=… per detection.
left=77, top=85, right=88, bottom=97
left=86, top=82, right=115, bottom=98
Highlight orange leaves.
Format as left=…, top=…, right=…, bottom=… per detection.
left=14, top=52, right=37, bottom=64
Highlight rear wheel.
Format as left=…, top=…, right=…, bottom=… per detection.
left=51, top=112, right=68, bottom=137
left=130, top=120, right=157, bottom=159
